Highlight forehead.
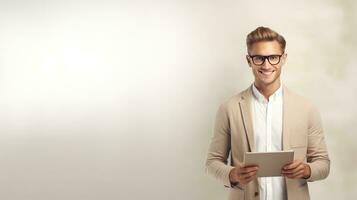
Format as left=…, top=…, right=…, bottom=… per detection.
left=249, top=40, right=283, bottom=55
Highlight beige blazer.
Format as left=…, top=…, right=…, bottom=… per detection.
left=205, top=85, right=330, bottom=200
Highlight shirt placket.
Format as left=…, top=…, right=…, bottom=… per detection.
left=266, top=100, right=273, bottom=200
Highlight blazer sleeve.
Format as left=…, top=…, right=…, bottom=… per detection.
left=306, top=105, right=331, bottom=182
left=205, top=103, right=236, bottom=188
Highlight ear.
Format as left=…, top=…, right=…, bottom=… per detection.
left=281, top=53, right=287, bottom=65
left=246, top=55, right=252, bottom=67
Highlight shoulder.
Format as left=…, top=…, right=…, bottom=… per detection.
left=284, top=86, right=319, bottom=113
left=218, top=86, right=251, bottom=112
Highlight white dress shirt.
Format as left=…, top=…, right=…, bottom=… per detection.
left=251, top=82, right=287, bottom=200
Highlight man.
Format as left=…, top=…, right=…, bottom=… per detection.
left=205, top=26, right=330, bottom=200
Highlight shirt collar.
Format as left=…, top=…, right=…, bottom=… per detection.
left=252, top=81, right=283, bottom=103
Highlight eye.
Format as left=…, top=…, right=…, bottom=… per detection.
left=269, top=55, right=279, bottom=60
left=268, top=55, right=281, bottom=64
left=253, top=56, right=264, bottom=62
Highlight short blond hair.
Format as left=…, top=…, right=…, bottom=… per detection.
left=246, top=26, right=286, bottom=53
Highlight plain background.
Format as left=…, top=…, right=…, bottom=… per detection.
left=0, top=0, right=356, bottom=199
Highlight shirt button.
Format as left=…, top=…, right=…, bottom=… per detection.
left=254, top=191, right=259, bottom=196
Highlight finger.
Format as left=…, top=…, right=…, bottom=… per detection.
left=240, top=169, right=258, bottom=175
left=240, top=166, right=259, bottom=174
left=282, top=169, right=304, bottom=176
left=239, top=170, right=257, bottom=179
left=244, top=165, right=259, bottom=168
left=283, top=160, right=300, bottom=170
left=285, top=170, right=304, bottom=179
left=242, top=174, right=257, bottom=184
left=282, top=165, right=304, bottom=174
left=238, top=171, right=253, bottom=180
left=283, top=160, right=302, bottom=170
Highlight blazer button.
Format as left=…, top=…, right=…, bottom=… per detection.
left=254, top=191, right=259, bottom=196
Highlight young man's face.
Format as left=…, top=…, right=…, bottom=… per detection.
left=246, top=40, right=287, bottom=87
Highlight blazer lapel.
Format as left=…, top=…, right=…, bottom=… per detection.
left=239, top=85, right=255, bottom=152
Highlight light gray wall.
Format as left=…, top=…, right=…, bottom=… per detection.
left=0, top=0, right=355, bottom=199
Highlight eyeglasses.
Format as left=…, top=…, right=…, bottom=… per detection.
left=248, top=54, right=283, bottom=66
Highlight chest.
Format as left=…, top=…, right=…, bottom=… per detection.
left=251, top=98, right=283, bottom=151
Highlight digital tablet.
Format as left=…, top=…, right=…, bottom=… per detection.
left=243, top=150, right=294, bottom=177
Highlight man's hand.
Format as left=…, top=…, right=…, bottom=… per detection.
left=229, top=164, right=259, bottom=185
left=281, top=160, right=311, bottom=179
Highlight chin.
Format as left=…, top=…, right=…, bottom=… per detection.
left=257, top=77, right=277, bottom=86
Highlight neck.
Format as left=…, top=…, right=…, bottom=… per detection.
left=254, top=79, right=281, bottom=100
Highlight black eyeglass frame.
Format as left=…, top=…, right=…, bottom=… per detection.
left=248, top=54, right=284, bottom=66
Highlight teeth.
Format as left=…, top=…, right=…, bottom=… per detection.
left=260, top=70, right=274, bottom=75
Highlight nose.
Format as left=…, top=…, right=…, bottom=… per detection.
left=261, top=58, right=272, bottom=69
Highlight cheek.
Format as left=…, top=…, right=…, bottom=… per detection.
left=252, top=69, right=261, bottom=77
left=274, top=65, right=282, bottom=72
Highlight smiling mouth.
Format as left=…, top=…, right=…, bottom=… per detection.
left=259, top=70, right=275, bottom=75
